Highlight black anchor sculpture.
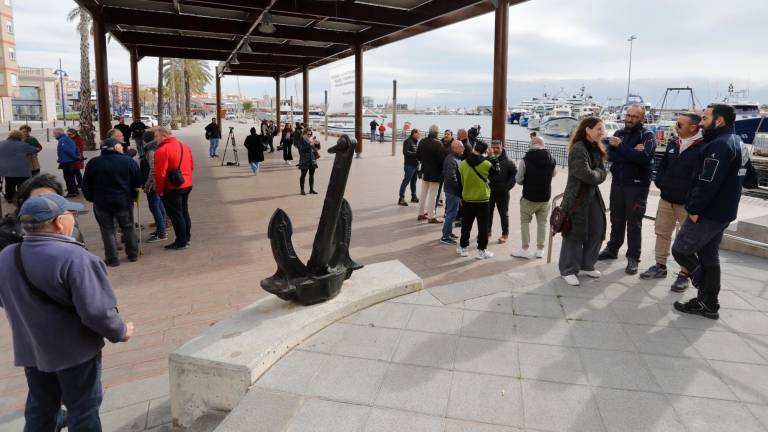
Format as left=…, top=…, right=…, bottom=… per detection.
left=261, top=134, right=364, bottom=305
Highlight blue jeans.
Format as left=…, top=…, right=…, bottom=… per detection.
left=24, top=353, right=103, bottom=432
left=249, top=161, right=261, bottom=174
left=399, top=164, right=418, bottom=200
left=442, top=193, right=460, bottom=240
left=209, top=138, right=220, bottom=157
left=134, top=138, right=144, bottom=158
left=146, top=190, right=167, bottom=236
left=370, top=130, right=376, bottom=142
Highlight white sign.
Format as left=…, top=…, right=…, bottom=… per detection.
left=328, top=62, right=355, bottom=115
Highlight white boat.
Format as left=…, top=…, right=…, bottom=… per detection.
left=603, top=121, right=621, bottom=136
left=539, top=116, right=579, bottom=138
left=527, top=113, right=542, bottom=130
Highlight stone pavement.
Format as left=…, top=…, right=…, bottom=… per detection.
left=218, top=250, right=768, bottom=432
left=1, top=119, right=768, bottom=430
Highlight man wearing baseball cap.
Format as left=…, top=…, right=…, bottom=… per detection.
left=0, top=193, right=132, bottom=431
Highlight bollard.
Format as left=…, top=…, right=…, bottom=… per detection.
left=46, top=128, right=50, bottom=143
left=40, top=119, right=44, bottom=129
left=7, top=120, right=10, bottom=131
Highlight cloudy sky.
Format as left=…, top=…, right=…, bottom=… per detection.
left=13, top=0, right=768, bottom=109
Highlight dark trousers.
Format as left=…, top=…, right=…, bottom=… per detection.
left=162, top=187, right=192, bottom=247
left=300, top=167, right=316, bottom=192
left=74, top=169, right=83, bottom=189
left=489, top=189, right=511, bottom=236
left=559, top=199, right=605, bottom=276
left=672, top=217, right=729, bottom=310
left=264, top=136, right=274, bottom=152
left=606, top=183, right=648, bottom=259
left=399, top=164, right=418, bottom=199
left=24, top=354, right=103, bottom=432
left=3, top=176, right=28, bottom=202
left=460, top=201, right=490, bottom=250
left=282, top=140, right=293, bottom=161
left=60, top=163, right=79, bottom=195
left=93, top=206, right=138, bottom=263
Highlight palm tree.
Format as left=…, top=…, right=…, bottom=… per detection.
left=163, top=59, right=212, bottom=129
left=181, top=60, right=212, bottom=124
left=67, top=7, right=96, bottom=150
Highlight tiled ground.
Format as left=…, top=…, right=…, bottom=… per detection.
left=219, top=251, right=768, bottom=432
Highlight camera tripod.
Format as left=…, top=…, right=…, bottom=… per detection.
left=220, top=127, right=240, bottom=167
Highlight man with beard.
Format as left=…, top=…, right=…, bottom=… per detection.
left=598, top=105, right=656, bottom=274
left=672, top=104, right=744, bottom=320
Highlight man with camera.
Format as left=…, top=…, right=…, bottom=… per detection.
left=154, top=127, right=195, bottom=250
left=205, top=117, right=222, bottom=158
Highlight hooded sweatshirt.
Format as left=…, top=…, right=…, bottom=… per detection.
left=458, top=152, right=496, bottom=203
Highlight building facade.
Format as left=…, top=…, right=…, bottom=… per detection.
left=0, top=0, right=19, bottom=123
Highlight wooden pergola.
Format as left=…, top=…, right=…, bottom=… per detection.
left=74, top=0, right=526, bottom=153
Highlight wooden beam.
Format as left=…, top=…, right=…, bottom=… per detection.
left=93, top=14, right=111, bottom=140
left=215, top=68, right=222, bottom=127
left=130, top=48, right=140, bottom=121
left=354, top=44, right=363, bottom=155
left=118, top=31, right=237, bottom=52
left=275, top=76, right=281, bottom=131
left=491, top=1, right=508, bottom=145
left=302, top=65, right=309, bottom=126
left=268, top=0, right=415, bottom=28
left=137, top=46, right=229, bottom=61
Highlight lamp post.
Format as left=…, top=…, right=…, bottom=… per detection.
left=626, top=35, right=637, bottom=101
left=54, top=59, right=68, bottom=126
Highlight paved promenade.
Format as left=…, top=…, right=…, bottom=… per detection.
left=1, top=120, right=767, bottom=431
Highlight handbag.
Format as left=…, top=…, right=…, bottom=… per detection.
left=167, top=142, right=185, bottom=187
left=312, top=143, right=321, bottom=160
left=550, top=187, right=587, bottom=236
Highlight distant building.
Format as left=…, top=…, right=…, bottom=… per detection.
left=362, top=96, right=374, bottom=108
left=0, top=0, right=19, bottom=122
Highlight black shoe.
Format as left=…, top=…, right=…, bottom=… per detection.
left=671, top=273, right=690, bottom=292
left=450, top=233, right=458, bottom=239
left=300, top=191, right=306, bottom=195
left=597, top=248, right=618, bottom=260
left=164, top=243, right=189, bottom=250
left=309, top=190, right=319, bottom=194
left=439, top=237, right=457, bottom=245
left=128, top=256, right=138, bottom=262
left=639, top=264, right=667, bottom=279
left=410, top=197, right=419, bottom=203
left=398, top=198, right=408, bottom=206
left=626, top=257, right=639, bottom=275
left=105, top=259, right=120, bottom=267
left=674, top=298, right=719, bottom=320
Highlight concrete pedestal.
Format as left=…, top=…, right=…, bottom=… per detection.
left=169, top=260, right=422, bottom=428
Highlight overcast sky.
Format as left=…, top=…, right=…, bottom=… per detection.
left=13, top=0, right=768, bottom=108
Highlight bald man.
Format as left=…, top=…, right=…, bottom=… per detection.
left=598, top=105, right=657, bottom=275
left=439, top=139, right=465, bottom=244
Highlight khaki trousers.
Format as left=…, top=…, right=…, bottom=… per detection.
left=417, top=181, right=440, bottom=218
left=654, top=198, right=688, bottom=265
left=520, top=198, right=549, bottom=249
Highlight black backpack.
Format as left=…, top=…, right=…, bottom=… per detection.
left=0, top=215, right=23, bottom=252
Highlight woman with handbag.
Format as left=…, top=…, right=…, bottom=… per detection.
left=296, top=130, right=319, bottom=195
left=557, top=117, right=609, bottom=286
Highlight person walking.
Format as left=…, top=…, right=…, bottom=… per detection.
left=512, top=136, right=556, bottom=259
left=378, top=123, right=386, bottom=143
left=129, top=117, right=148, bottom=157
left=261, top=120, right=274, bottom=153
left=369, top=119, right=379, bottom=143
left=440, top=140, right=464, bottom=245
left=639, top=113, right=705, bottom=291
left=0, top=193, right=133, bottom=431
left=597, top=105, right=657, bottom=274
left=672, top=104, right=744, bottom=320
left=205, top=117, right=222, bottom=158
left=154, top=127, right=195, bottom=250
left=398, top=129, right=420, bottom=206
left=140, top=131, right=168, bottom=243
left=113, top=116, right=132, bottom=153
left=244, top=127, right=265, bottom=175
left=281, top=123, right=294, bottom=165
left=19, top=125, right=42, bottom=176
left=416, top=125, right=445, bottom=223
left=487, top=140, right=517, bottom=244
left=296, top=129, right=319, bottom=195
left=0, top=131, right=38, bottom=203
left=82, top=138, right=142, bottom=266
left=457, top=140, right=498, bottom=259
left=54, top=128, right=81, bottom=198
left=67, top=128, right=86, bottom=189
left=558, top=117, right=609, bottom=286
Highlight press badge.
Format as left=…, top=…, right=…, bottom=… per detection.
left=699, top=158, right=719, bottom=182
left=738, top=168, right=747, bottom=176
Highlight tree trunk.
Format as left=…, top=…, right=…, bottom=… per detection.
left=178, top=65, right=187, bottom=127
left=77, top=9, right=96, bottom=150
left=157, top=57, right=164, bottom=126
left=169, top=60, right=179, bottom=130
left=184, top=64, right=192, bottom=125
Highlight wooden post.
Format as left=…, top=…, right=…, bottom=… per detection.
left=391, top=80, right=397, bottom=156
left=93, top=14, right=111, bottom=139
left=354, top=43, right=363, bottom=156
left=275, top=76, right=281, bottom=131
left=324, top=90, right=328, bottom=140
left=491, top=0, right=509, bottom=146
left=130, top=49, right=140, bottom=122
left=215, top=69, right=222, bottom=127
left=302, top=65, right=309, bottom=127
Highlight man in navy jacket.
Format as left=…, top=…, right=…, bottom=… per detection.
left=598, top=105, right=657, bottom=275
left=54, top=128, right=81, bottom=197
left=672, top=104, right=744, bottom=320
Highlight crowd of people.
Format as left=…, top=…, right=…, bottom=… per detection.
left=397, top=103, right=752, bottom=320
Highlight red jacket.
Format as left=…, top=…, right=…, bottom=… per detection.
left=73, top=135, right=85, bottom=170
left=154, top=135, right=194, bottom=195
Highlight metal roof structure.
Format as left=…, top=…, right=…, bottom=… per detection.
left=73, top=0, right=524, bottom=78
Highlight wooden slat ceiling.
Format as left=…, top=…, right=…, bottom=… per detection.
left=75, top=0, right=527, bottom=78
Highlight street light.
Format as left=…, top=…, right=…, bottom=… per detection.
left=626, top=35, right=637, bottom=101
left=53, top=58, right=68, bottom=126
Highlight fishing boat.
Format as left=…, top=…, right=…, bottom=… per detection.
left=539, top=104, right=578, bottom=138
left=715, top=85, right=768, bottom=144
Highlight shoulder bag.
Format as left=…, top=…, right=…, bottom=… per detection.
left=167, top=142, right=185, bottom=187
left=550, top=187, right=587, bottom=236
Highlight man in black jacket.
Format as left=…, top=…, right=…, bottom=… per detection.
left=205, top=117, right=222, bottom=158
left=398, top=129, right=421, bottom=206
left=672, top=104, right=744, bottom=320
left=129, top=117, right=148, bottom=157
left=82, top=138, right=142, bottom=266
left=640, top=113, right=705, bottom=291
left=487, top=140, right=517, bottom=244
left=598, top=105, right=657, bottom=274
left=415, top=125, right=445, bottom=223
left=113, top=116, right=132, bottom=152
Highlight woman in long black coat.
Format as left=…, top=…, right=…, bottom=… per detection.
left=281, top=124, right=293, bottom=164
left=296, top=130, right=319, bottom=195
left=243, top=127, right=265, bottom=175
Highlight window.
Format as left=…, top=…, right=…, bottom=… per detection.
left=6, top=20, right=12, bottom=35
left=0, top=72, right=5, bottom=85
left=8, top=47, right=14, bottom=61
left=10, top=73, right=17, bottom=87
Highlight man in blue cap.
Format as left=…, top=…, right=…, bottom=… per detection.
left=0, top=193, right=132, bottom=431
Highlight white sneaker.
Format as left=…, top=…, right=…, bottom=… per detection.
left=511, top=248, right=533, bottom=259
left=535, top=248, right=545, bottom=259
left=456, top=247, right=469, bottom=257
left=476, top=249, right=494, bottom=260
left=580, top=270, right=602, bottom=278
left=562, top=274, right=580, bottom=286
